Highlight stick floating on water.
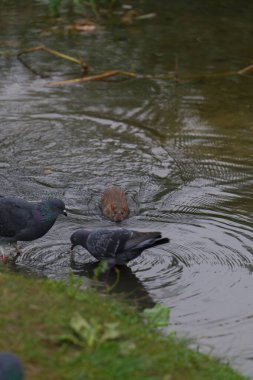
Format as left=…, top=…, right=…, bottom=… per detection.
left=17, top=44, right=253, bottom=86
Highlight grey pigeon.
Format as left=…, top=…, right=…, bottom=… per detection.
left=70, top=228, right=170, bottom=266
left=0, top=196, right=67, bottom=256
left=0, top=352, right=23, bottom=380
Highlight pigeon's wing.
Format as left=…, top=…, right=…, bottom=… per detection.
left=0, top=197, right=33, bottom=238
left=123, top=230, right=162, bottom=251
left=87, top=228, right=130, bottom=259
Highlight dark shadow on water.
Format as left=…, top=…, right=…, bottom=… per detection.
left=71, top=260, right=156, bottom=309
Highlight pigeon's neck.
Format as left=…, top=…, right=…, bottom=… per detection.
left=35, top=202, right=56, bottom=224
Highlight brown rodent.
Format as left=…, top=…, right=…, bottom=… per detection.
left=101, top=186, right=129, bottom=222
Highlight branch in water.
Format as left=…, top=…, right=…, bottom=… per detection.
left=17, top=45, right=253, bottom=86
left=17, top=44, right=89, bottom=77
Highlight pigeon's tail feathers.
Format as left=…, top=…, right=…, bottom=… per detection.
left=146, top=237, right=170, bottom=249
left=145, top=231, right=162, bottom=239
left=125, top=231, right=161, bottom=250
left=127, top=231, right=169, bottom=251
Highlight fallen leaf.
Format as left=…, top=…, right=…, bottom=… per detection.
left=143, top=304, right=170, bottom=328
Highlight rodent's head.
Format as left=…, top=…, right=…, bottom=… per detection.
left=111, top=204, right=129, bottom=222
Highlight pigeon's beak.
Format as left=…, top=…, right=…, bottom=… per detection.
left=63, top=210, right=67, bottom=216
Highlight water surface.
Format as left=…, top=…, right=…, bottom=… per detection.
left=0, top=0, right=253, bottom=377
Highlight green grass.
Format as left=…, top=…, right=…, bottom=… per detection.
left=0, top=267, right=248, bottom=380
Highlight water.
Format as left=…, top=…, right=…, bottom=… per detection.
left=0, top=0, right=253, bottom=377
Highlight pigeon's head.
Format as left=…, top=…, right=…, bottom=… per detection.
left=45, top=199, right=67, bottom=217
left=70, top=229, right=90, bottom=250
left=0, top=352, right=23, bottom=380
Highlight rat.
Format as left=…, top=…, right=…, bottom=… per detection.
left=100, top=186, right=129, bottom=222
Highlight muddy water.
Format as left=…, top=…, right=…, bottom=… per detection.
left=0, top=0, right=253, bottom=377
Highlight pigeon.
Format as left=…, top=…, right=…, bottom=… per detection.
left=70, top=228, right=170, bottom=266
left=100, top=186, right=129, bottom=222
left=0, top=196, right=67, bottom=256
left=0, top=352, right=23, bottom=380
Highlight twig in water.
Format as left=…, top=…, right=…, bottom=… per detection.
left=17, top=44, right=89, bottom=77
left=238, top=63, right=253, bottom=75
left=46, top=70, right=139, bottom=86
left=17, top=44, right=253, bottom=86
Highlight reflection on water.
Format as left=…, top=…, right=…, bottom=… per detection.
left=1, top=0, right=253, bottom=377
left=71, top=261, right=156, bottom=309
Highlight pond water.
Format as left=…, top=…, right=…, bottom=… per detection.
left=0, top=0, right=253, bottom=377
